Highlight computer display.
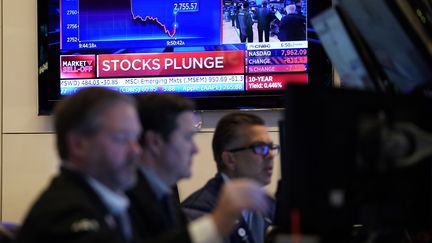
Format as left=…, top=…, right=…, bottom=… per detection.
left=311, top=7, right=389, bottom=92
left=338, top=0, right=432, bottom=94
left=275, top=84, right=432, bottom=243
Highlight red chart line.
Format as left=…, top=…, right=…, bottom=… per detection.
left=131, top=10, right=177, bottom=38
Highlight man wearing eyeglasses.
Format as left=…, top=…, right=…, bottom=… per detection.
left=182, top=112, right=278, bottom=243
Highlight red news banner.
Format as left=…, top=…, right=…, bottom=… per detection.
left=245, top=73, right=307, bottom=91
left=60, top=50, right=307, bottom=91
left=61, top=55, right=96, bottom=79
left=97, top=51, right=245, bottom=77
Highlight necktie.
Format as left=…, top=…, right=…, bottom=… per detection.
left=247, top=211, right=264, bottom=243
left=114, top=210, right=132, bottom=242
left=160, top=194, right=179, bottom=229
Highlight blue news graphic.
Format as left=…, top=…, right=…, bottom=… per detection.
left=61, top=83, right=244, bottom=96
left=61, top=0, right=222, bottom=50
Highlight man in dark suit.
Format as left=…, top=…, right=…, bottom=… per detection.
left=16, top=87, right=143, bottom=243
left=278, top=4, right=306, bottom=41
left=182, top=112, right=279, bottom=243
left=128, top=94, right=271, bottom=243
left=256, top=1, right=274, bottom=42
left=237, top=2, right=254, bottom=42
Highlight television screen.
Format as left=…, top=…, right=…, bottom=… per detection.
left=37, top=0, right=331, bottom=114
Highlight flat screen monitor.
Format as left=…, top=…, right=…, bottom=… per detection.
left=337, top=0, right=432, bottom=94
left=274, top=84, right=432, bottom=243
left=37, top=0, right=332, bottom=114
left=311, top=7, right=391, bottom=92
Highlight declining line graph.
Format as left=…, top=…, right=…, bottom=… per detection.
left=61, top=0, right=221, bottom=50
left=130, top=0, right=202, bottom=38
left=131, top=2, right=177, bottom=38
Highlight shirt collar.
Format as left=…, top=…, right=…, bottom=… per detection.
left=220, top=172, right=230, bottom=182
left=86, top=177, right=130, bottom=216
left=138, top=164, right=171, bottom=200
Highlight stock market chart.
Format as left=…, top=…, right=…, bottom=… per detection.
left=61, top=0, right=221, bottom=50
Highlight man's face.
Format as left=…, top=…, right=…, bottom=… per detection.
left=81, top=102, right=142, bottom=191
left=228, top=125, right=275, bottom=186
left=159, top=111, right=198, bottom=185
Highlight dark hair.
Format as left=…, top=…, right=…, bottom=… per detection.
left=136, top=93, right=195, bottom=143
left=212, top=112, right=265, bottom=171
left=243, top=2, right=249, bottom=8
left=54, top=87, right=135, bottom=160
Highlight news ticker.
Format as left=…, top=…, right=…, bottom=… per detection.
left=60, top=44, right=308, bottom=79
left=60, top=73, right=308, bottom=95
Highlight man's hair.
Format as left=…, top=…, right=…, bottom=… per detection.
left=286, top=4, right=297, bottom=14
left=136, top=93, right=195, bottom=144
left=243, top=2, right=249, bottom=8
left=54, top=87, right=135, bottom=160
left=212, top=112, right=265, bottom=171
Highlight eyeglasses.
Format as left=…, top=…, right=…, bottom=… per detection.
left=227, top=142, right=280, bottom=156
